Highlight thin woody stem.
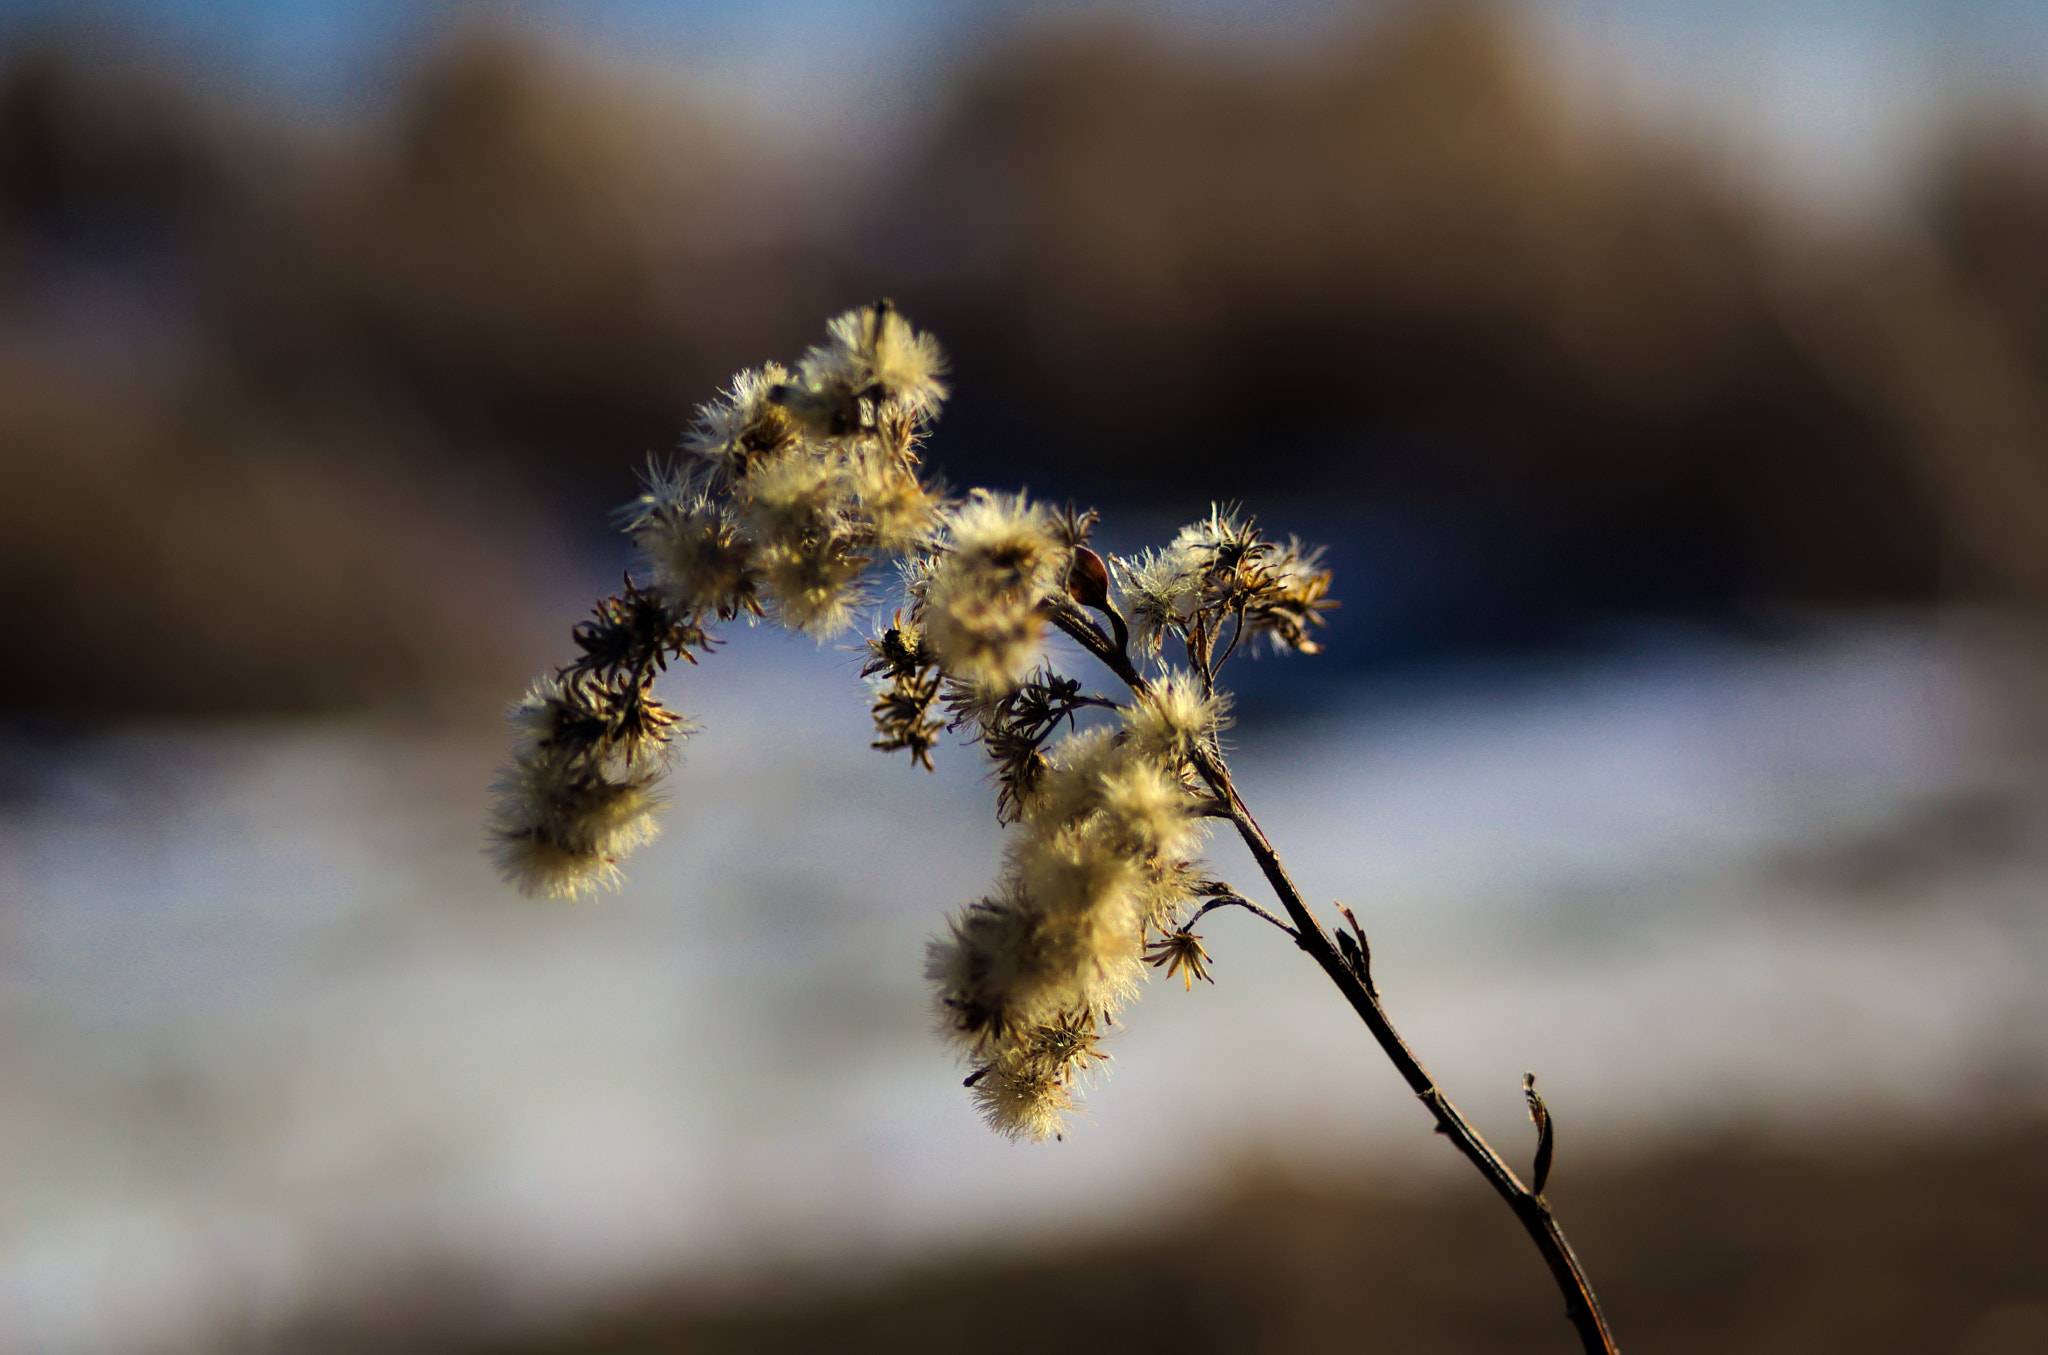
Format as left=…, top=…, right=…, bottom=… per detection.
left=1183, top=891, right=1296, bottom=938
left=1042, top=598, right=1145, bottom=690
left=1194, top=753, right=1618, bottom=1355
left=1043, top=600, right=1620, bottom=1355
left=1209, top=600, right=1250, bottom=677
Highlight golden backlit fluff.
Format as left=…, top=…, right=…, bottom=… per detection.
left=1097, top=755, right=1204, bottom=860
left=849, top=451, right=940, bottom=553
left=486, top=678, right=675, bottom=900
left=970, top=1061, right=1079, bottom=1142
left=1125, top=668, right=1228, bottom=762
left=624, top=467, right=761, bottom=623
left=493, top=305, right=1347, bottom=1153
left=743, top=456, right=866, bottom=638
left=1116, top=544, right=1203, bottom=657
left=684, top=363, right=797, bottom=486
left=927, top=720, right=1208, bottom=1140
left=801, top=302, right=950, bottom=423
left=923, top=490, right=1063, bottom=688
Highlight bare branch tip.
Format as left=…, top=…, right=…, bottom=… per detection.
left=1524, top=1072, right=1555, bottom=1197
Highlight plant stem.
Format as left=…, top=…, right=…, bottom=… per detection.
left=1044, top=601, right=1620, bottom=1355
left=1182, top=892, right=1297, bottom=938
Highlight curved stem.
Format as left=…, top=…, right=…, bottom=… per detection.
left=1210, top=600, right=1250, bottom=677
left=1043, top=602, right=1619, bottom=1355
left=1183, top=891, right=1297, bottom=939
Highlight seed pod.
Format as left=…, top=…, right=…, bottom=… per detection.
left=1066, top=545, right=1112, bottom=611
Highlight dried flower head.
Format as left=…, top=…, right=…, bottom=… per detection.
left=799, top=300, right=950, bottom=424
left=1145, top=930, right=1214, bottom=990
left=923, top=491, right=1062, bottom=688
left=1125, top=669, right=1228, bottom=762
left=685, top=363, right=799, bottom=486
left=1244, top=536, right=1337, bottom=655
left=625, top=470, right=763, bottom=623
left=486, top=678, right=679, bottom=899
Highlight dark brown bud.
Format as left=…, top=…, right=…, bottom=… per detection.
left=1066, top=546, right=1112, bottom=611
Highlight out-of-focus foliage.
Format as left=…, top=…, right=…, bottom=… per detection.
left=4, top=9, right=2048, bottom=717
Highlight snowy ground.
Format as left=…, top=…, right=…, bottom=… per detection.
left=3, top=616, right=2044, bottom=1353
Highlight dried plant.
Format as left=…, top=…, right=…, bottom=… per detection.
left=487, top=303, right=1619, bottom=1353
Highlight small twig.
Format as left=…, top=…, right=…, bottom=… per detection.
left=1204, top=761, right=1615, bottom=1354
left=1102, top=605, right=1131, bottom=659
left=1524, top=1073, right=1555, bottom=1198
left=1334, top=901, right=1373, bottom=992
left=1181, top=891, right=1297, bottom=939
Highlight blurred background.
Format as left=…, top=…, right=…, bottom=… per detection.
left=3, top=1, right=2048, bottom=1351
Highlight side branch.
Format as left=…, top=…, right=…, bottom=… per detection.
left=1043, top=599, right=1146, bottom=691
left=1183, top=891, right=1297, bottom=939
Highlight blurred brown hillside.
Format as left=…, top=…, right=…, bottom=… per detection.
left=893, top=13, right=2048, bottom=611
left=306, top=1121, right=2048, bottom=1354
left=0, top=32, right=835, bottom=717
left=4, top=9, right=2048, bottom=717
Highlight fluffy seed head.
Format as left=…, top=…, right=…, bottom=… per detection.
left=1125, top=669, right=1227, bottom=763
left=851, top=453, right=940, bottom=552
left=743, top=455, right=847, bottom=543
left=802, top=303, right=949, bottom=423
left=686, top=364, right=798, bottom=484
left=923, top=492, right=1061, bottom=688
left=744, top=457, right=866, bottom=636
left=487, top=771, right=662, bottom=899
left=487, top=677, right=683, bottom=898
left=929, top=828, right=1144, bottom=1055
left=970, top=1060, right=1075, bottom=1142
left=628, top=482, right=760, bottom=623
left=1116, top=546, right=1202, bottom=657
left=759, top=539, right=863, bottom=637
left=1136, top=856, right=1204, bottom=933
left=1096, top=754, right=1204, bottom=860
left=1009, top=830, right=1145, bottom=1011
left=1018, top=725, right=1122, bottom=831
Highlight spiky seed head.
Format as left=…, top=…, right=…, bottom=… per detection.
left=1144, top=930, right=1214, bottom=990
